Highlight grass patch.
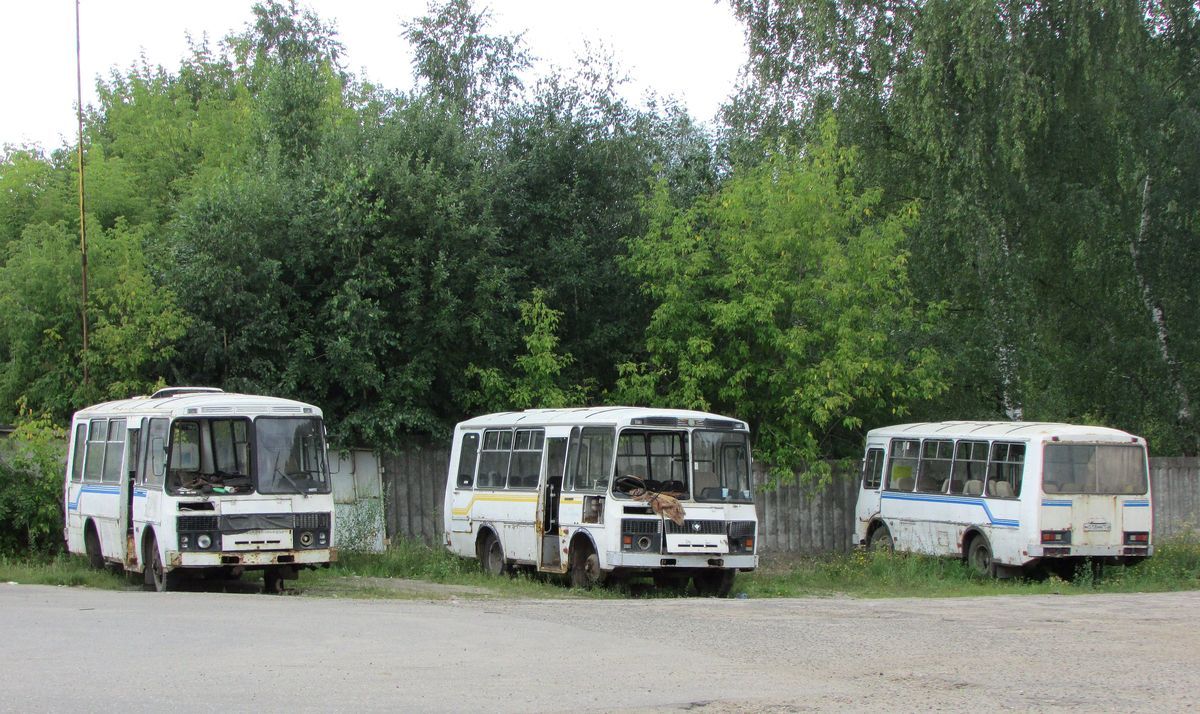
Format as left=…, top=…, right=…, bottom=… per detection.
left=0, top=554, right=132, bottom=590
left=4, top=536, right=1197, bottom=601
left=309, top=540, right=620, bottom=599
left=742, top=536, right=1200, bottom=599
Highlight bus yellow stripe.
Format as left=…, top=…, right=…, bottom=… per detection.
left=451, top=493, right=539, bottom=516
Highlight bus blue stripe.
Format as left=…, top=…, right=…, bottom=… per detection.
left=67, top=485, right=155, bottom=511
left=1123, top=501, right=1150, bottom=507
left=66, top=484, right=125, bottom=511
left=881, top=492, right=1019, bottom=528
left=1042, top=500, right=1072, bottom=507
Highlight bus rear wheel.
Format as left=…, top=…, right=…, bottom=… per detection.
left=480, top=533, right=509, bottom=577
left=868, top=525, right=893, bottom=552
left=84, top=523, right=104, bottom=570
left=967, top=536, right=995, bottom=578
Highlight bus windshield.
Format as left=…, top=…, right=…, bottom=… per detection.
left=166, top=416, right=330, bottom=495
left=256, top=417, right=331, bottom=495
left=691, top=430, right=753, bottom=503
left=1043, top=443, right=1147, bottom=495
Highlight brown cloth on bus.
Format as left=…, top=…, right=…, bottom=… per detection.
left=615, top=475, right=686, bottom=526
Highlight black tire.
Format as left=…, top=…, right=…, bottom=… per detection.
left=480, top=532, right=509, bottom=577
left=264, top=569, right=286, bottom=594
left=868, top=525, right=894, bottom=552
left=653, top=572, right=689, bottom=595
left=568, top=541, right=603, bottom=589
left=967, top=536, right=995, bottom=578
left=144, top=535, right=177, bottom=592
left=84, top=524, right=104, bottom=570
left=693, top=569, right=736, bottom=598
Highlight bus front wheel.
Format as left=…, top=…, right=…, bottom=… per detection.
left=568, top=542, right=603, bottom=589
left=967, top=536, right=995, bottom=578
left=693, top=569, right=736, bottom=598
left=144, top=535, right=178, bottom=592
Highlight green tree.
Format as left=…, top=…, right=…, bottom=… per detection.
left=622, top=118, right=944, bottom=478
left=728, top=0, right=1200, bottom=452
left=468, top=288, right=587, bottom=410
left=0, top=414, right=67, bottom=556
left=0, top=220, right=186, bottom=422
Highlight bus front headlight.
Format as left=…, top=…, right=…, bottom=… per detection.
left=197, top=534, right=213, bottom=550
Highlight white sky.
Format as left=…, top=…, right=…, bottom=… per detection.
left=2, top=0, right=747, bottom=150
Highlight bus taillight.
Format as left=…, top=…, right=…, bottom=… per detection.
left=1041, top=530, right=1071, bottom=544
left=1124, top=531, right=1150, bottom=545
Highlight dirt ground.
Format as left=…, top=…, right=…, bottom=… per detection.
left=1, top=584, right=1195, bottom=712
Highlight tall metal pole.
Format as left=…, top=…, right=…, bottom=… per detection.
left=75, top=0, right=89, bottom=387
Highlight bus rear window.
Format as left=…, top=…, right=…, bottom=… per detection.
left=1043, top=444, right=1147, bottom=495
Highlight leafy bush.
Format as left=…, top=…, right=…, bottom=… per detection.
left=0, top=416, right=66, bottom=556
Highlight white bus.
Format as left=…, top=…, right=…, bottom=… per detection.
left=443, top=407, right=758, bottom=596
left=854, top=421, right=1153, bottom=576
left=64, top=387, right=336, bottom=592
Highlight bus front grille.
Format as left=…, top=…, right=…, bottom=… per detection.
left=177, top=515, right=219, bottom=532
left=665, top=520, right=725, bottom=535
left=621, top=519, right=662, bottom=534
left=728, top=521, right=756, bottom=538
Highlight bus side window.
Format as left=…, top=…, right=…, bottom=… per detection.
left=456, top=433, right=480, bottom=489
left=101, top=419, right=127, bottom=483
left=986, top=442, right=1024, bottom=498
left=84, top=419, right=107, bottom=482
left=861, top=448, right=884, bottom=490
left=917, top=440, right=952, bottom=493
left=145, top=418, right=168, bottom=486
left=887, top=439, right=919, bottom=491
left=70, top=424, right=86, bottom=482
left=477, top=429, right=511, bottom=490
left=952, top=441, right=988, bottom=495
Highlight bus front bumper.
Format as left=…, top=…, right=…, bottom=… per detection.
left=169, top=548, right=337, bottom=568
left=606, top=551, right=758, bottom=571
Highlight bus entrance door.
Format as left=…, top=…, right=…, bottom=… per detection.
left=119, top=425, right=139, bottom=567
left=537, top=437, right=568, bottom=572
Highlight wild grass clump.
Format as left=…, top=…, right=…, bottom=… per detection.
left=331, top=539, right=477, bottom=582
left=0, top=554, right=129, bottom=590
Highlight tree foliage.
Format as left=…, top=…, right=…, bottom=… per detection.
left=728, top=0, right=1200, bottom=453
left=622, top=117, right=944, bottom=476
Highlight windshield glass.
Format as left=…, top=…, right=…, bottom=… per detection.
left=1043, top=443, right=1147, bottom=495
left=691, top=430, right=753, bottom=503
left=612, top=429, right=689, bottom=499
left=255, top=417, right=331, bottom=495
left=166, top=418, right=253, bottom=495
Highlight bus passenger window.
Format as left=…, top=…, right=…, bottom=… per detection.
left=986, top=442, right=1024, bottom=498
left=101, top=419, right=127, bottom=483
left=951, top=441, right=988, bottom=495
left=70, top=424, right=86, bottom=482
left=84, top=419, right=107, bottom=482
left=456, top=433, right=480, bottom=489
left=917, top=440, right=952, bottom=493
left=477, top=430, right=512, bottom=490
left=861, top=448, right=884, bottom=490
left=887, top=439, right=919, bottom=491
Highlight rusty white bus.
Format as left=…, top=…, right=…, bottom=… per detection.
left=442, top=407, right=758, bottom=596
left=64, top=387, right=336, bottom=592
left=854, top=421, right=1152, bottom=576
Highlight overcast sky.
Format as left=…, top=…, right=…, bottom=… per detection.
left=2, top=0, right=748, bottom=150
